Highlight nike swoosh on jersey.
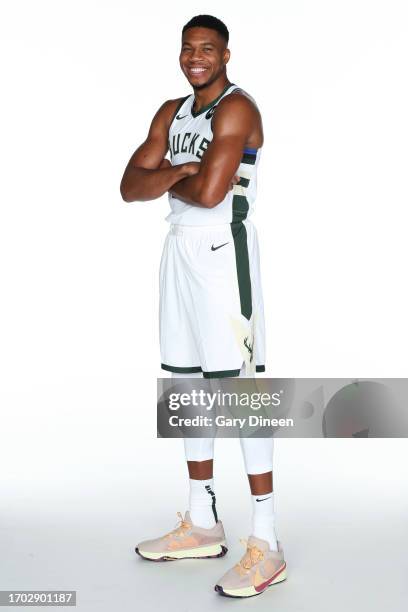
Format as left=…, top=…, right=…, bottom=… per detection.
left=176, top=114, right=188, bottom=120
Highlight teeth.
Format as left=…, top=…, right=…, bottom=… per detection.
left=190, top=68, right=206, bottom=73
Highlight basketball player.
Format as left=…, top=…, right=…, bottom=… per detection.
left=120, top=15, right=286, bottom=597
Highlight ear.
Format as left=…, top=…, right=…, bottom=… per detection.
left=223, top=48, right=231, bottom=65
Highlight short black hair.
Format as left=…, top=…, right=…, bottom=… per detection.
left=182, top=15, right=229, bottom=44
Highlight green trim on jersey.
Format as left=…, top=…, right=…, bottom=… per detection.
left=256, top=365, right=265, bottom=373
left=170, top=96, right=190, bottom=124
left=191, top=82, right=235, bottom=118
left=241, top=152, right=257, bottom=165
left=237, top=177, right=250, bottom=188
left=230, top=222, right=252, bottom=321
left=232, top=194, right=249, bottom=223
left=161, top=363, right=202, bottom=374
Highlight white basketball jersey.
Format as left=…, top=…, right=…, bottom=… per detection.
left=166, top=83, right=261, bottom=226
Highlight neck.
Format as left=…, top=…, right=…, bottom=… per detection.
left=192, top=75, right=231, bottom=113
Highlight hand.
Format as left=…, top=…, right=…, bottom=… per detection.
left=181, top=161, right=201, bottom=176
left=229, top=174, right=240, bottom=190
left=159, top=158, right=172, bottom=169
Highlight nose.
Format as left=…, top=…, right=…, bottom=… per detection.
left=190, top=48, right=204, bottom=62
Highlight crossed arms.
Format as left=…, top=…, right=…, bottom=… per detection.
left=120, top=93, right=261, bottom=208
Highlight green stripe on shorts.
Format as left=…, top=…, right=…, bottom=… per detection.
left=231, top=221, right=252, bottom=320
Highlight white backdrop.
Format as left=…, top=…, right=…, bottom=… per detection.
left=1, top=2, right=407, bottom=610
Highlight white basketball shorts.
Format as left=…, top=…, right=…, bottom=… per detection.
left=159, top=219, right=266, bottom=378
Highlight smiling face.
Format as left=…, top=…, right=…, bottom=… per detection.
left=179, top=27, right=230, bottom=89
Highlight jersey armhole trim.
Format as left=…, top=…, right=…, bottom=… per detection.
left=168, top=95, right=190, bottom=129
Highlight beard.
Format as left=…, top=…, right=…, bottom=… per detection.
left=190, top=67, right=225, bottom=90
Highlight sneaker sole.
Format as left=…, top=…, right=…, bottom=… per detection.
left=215, top=563, right=287, bottom=597
left=135, top=542, right=228, bottom=561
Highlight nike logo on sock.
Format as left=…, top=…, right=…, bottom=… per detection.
left=256, top=497, right=271, bottom=502
left=205, top=485, right=218, bottom=523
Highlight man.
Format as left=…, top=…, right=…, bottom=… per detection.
left=120, top=14, right=286, bottom=598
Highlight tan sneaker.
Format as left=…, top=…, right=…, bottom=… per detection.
left=135, top=511, right=228, bottom=561
left=215, top=536, right=287, bottom=597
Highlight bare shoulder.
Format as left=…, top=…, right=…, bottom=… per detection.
left=216, top=87, right=261, bottom=118
left=212, top=88, right=262, bottom=141
left=212, top=89, right=263, bottom=136
left=212, top=88, right=263, bottom=148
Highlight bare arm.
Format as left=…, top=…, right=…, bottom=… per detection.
left=120, top=99, right=199, bottom=202
left=169, top=95, right=261, bottom=208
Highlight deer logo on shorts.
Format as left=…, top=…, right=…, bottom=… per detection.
left=244, top=337, right=254, bottom=363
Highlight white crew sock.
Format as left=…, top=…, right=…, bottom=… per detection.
left=189, top=478, right=217, bottom=529
left=251, top=492, right=278, bottom=551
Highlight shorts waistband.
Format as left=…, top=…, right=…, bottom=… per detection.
left=170, top=223, right=234, bottom=236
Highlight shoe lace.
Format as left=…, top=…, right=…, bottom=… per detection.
left=235, top=539, right=264, bottom=575
left=164, top=512, right=191, bottom=539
